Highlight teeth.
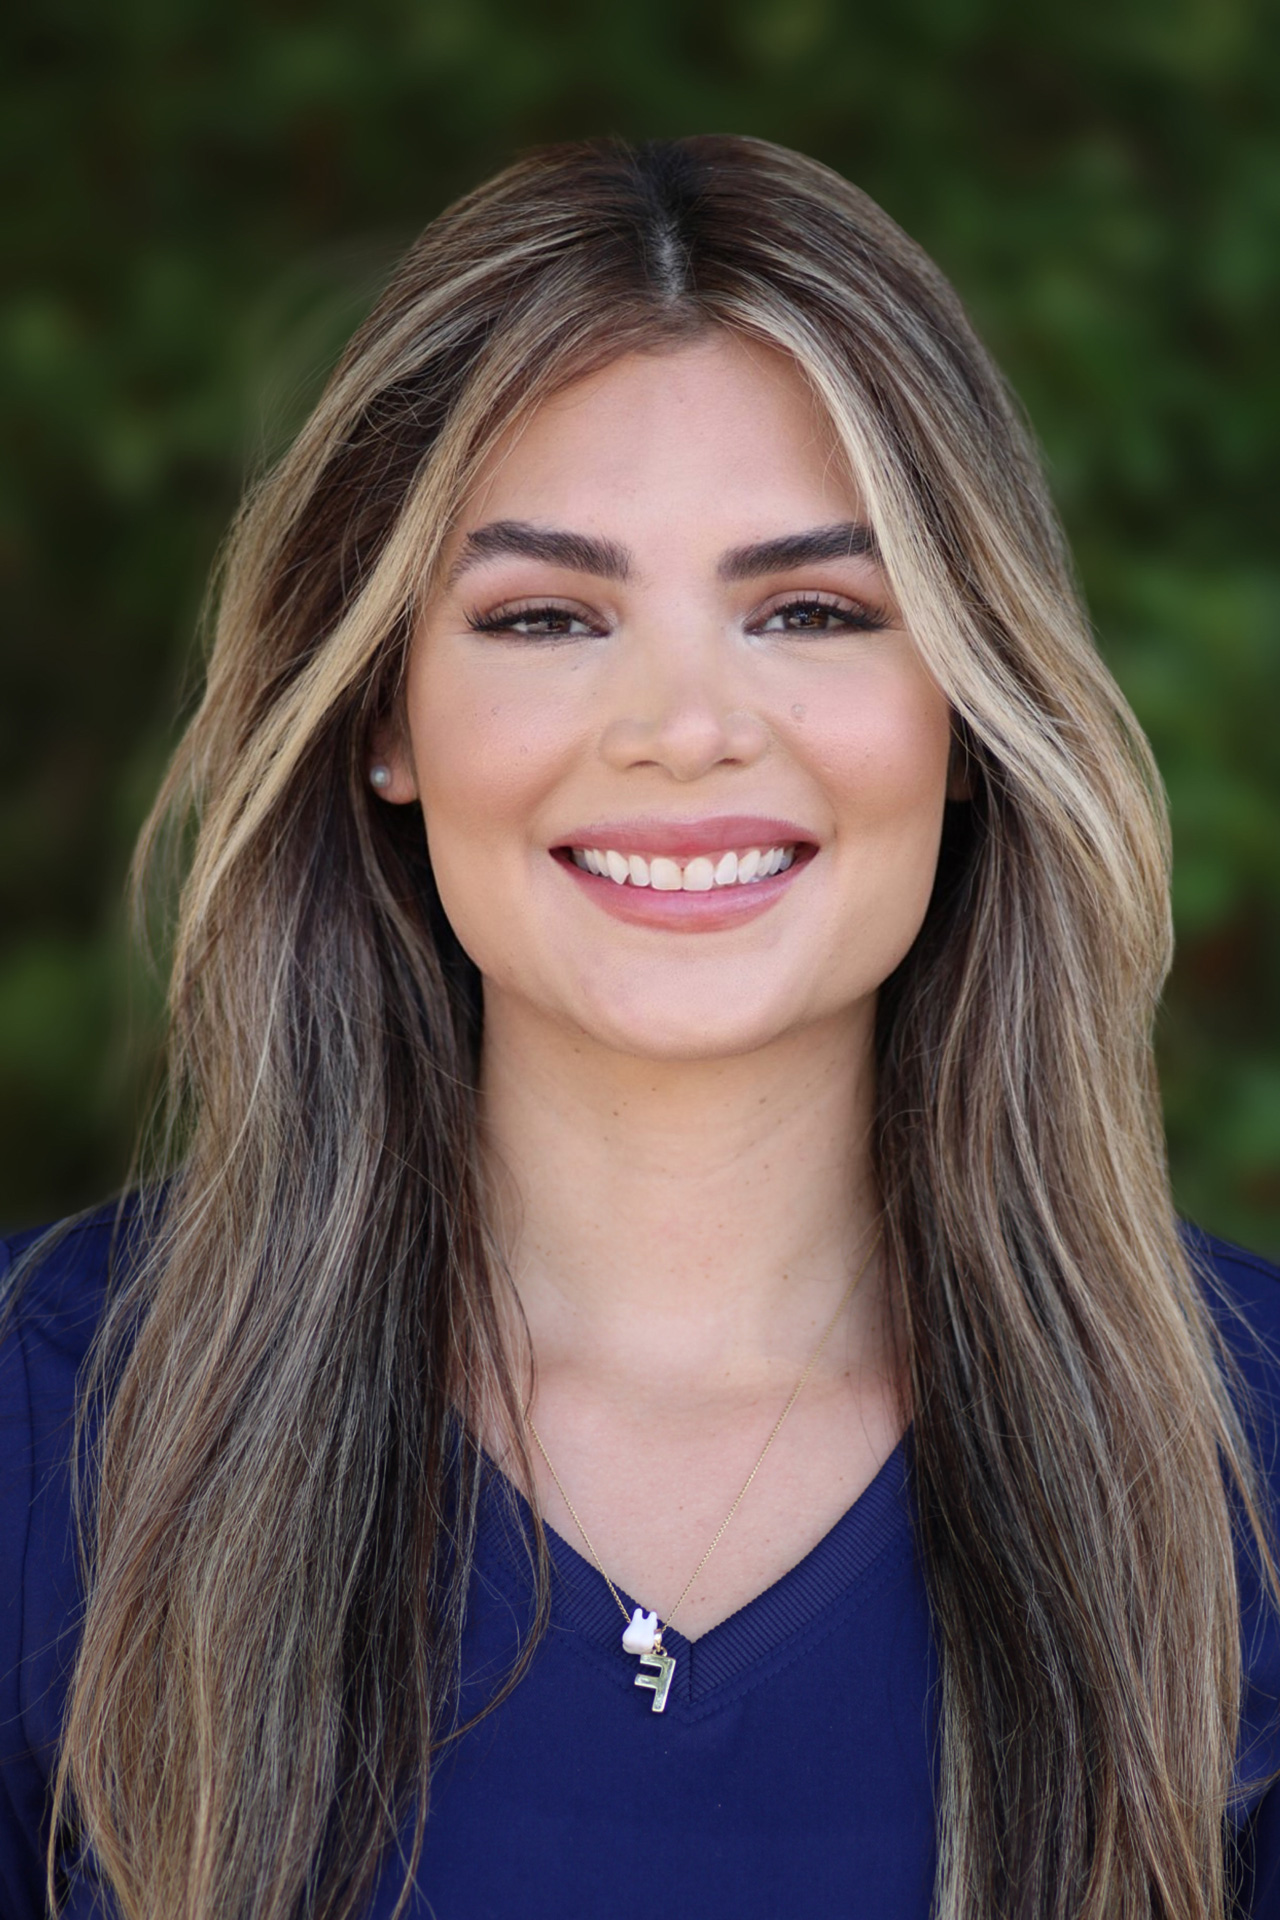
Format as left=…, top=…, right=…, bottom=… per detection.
left=570, top=843, right=799, bottom=890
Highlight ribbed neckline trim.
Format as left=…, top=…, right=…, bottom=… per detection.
left=477, top=1438, right=913, bottom=1703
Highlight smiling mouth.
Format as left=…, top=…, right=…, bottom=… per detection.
left=562, top=843, right=807, bottom=891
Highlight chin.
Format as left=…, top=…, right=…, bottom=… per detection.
left=566, top=991, right=822, bottom=1065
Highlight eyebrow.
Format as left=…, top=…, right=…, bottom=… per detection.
left=718, top=522, right=881, bottom=579
left=447, top=521, right=631, bottom=586
left=446, top=518, right=881, bottom=588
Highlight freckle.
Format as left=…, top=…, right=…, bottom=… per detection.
left=791, top=703, right=806, bottom=720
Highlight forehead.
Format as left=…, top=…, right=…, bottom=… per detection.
left=456, top=332, right=861, bottom=538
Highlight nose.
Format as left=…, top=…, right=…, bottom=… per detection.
left=597, top=632, right=770, bottom=782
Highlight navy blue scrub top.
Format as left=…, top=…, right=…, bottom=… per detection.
left=3, top=1206, right=1280, bottom=1918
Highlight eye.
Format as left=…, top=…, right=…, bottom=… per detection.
left=465, top=601, right=605, bottom=640
left=750, top=594, right=889, bottom=635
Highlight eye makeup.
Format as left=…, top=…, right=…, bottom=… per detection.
left=463, top=590, right=891, bottom=643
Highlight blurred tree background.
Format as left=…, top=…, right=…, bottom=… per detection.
left=2, top=0, right=1278, bottom=1251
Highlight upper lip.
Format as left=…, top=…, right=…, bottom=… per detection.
left=553, top=815, right=816, bottom=859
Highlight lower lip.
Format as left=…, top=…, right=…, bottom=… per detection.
left=554, top=853, right=810, bottom=931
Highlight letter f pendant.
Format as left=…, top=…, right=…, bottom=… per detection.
left=634, top=1646, right=676, bottom=1713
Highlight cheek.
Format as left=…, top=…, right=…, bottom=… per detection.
left=408, top=658, right=569, bottom=849
left=798, top=669, right=955, bottom=979
left=803, top=666, right=954, bottom=839
left=403, top=652, right=585, bottom=980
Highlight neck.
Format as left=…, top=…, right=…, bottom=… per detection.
left=477, top=993, right=883, bottom=1388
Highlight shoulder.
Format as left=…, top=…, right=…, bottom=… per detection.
left=0, top=1196, right=153, bottom=1915
left=1179, top=1219, right=1280, bottom=1428
left=0, top=1197, right=140, bottom=1496
left=2, top=1192, right=150, bottom=1358
left=0, top=1193, right=156, bottom=1629
left=1177, top=1222, right=1280, bottom=1836
left=0, top=1189, right=153, bottom=1569
left=0, top=1192, right=154, bottom=1621
left=0, top=1198, right=146, bottom=1498
left=1181, top=1216, right=1280, bottom=1315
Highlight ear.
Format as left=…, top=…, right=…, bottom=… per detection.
left=945, top=724, right=973, bottom=804
left=366, top=718, right=419, bottom=805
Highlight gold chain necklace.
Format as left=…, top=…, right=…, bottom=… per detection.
left=526, top=1225, right=883, bottom=1713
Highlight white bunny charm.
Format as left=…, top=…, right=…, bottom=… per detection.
left=621, top=1607, right=659, bottom=1655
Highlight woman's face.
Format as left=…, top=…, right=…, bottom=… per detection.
left=383, top=332, right=962, bottom=1062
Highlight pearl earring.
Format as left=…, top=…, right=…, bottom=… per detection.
left=369, top=764, right=392, bottom=791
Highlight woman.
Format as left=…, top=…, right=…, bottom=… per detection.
left=2, top=134, right=1278, bottom=1920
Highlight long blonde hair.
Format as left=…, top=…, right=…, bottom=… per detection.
left=52, top=135, right=1272, bottom=1919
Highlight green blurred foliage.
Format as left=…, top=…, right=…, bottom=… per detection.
left=2, top=0, right=1277, bottom=1250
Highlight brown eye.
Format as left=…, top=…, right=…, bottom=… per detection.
left=467, top=602, right=602, bottom=639
left=781, top=603, right=839, bottom=631
left=753, top=597, right=888, bottom=635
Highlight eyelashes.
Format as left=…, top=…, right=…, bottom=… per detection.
left=464, top=594, right=891, bottom=641
left=751, top=596, right=891, bottom=635
left=466, top=603, right=604, bottom=639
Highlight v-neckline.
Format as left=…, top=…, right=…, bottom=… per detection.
left=476, top=1437, right=914, bottom=1709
